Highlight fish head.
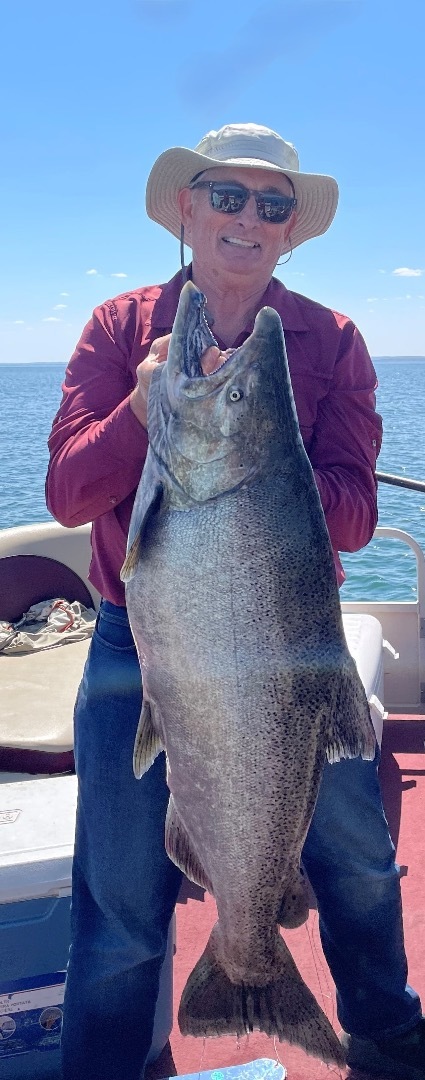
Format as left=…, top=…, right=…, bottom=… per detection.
left=149, top=280, right=301, bottom=504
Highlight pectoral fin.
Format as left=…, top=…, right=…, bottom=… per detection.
left=121, top=450, right=164, bottom=582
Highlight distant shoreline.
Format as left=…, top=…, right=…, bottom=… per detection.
left=1, top=356, right=425, bottom=367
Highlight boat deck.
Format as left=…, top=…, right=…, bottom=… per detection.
left=1, top=520, right=424, bottom=1079
left=151, top=718, right=425, bottom=1080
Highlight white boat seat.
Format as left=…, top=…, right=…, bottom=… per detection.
left=0, top=638, right=89, bottom=772
left=342, top=612, right=386, bottom=746
left=0, top=590, right=385, bottom=771
left=0, top=546, right=95, bottom=774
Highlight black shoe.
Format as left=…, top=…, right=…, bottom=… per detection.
left=342, top=1017, right=425, bottom=1079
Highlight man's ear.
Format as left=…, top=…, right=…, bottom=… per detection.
left=284, top=210, right=297, bottom=244
left=177, top=187, right=193, bottom=242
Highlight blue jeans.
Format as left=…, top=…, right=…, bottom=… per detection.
left=61, top=600, right=182, bottom=1080
left=303, top=751, right=421, bottom=1038
left=62, top=601, right=421, bottom=1079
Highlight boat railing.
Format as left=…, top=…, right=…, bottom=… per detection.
left=1, top=520, right=424, bottom=715
left=0, top=521, right=100, bottom=614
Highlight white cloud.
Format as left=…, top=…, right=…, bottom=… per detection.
left=14, top=320, right=25, bottom=325
left=86, top=268, right=98, bottom=276
left=378, top=269, right=386, bottom=274
left=60, top=291, right=70, bottom=297
left=392, top=267, right=424, bottom=277
left=43, top=316, right=61, bottom=323
left=365, top=293, right=424, bottom=304
left=53, top=304, right=67, bottom=310
left=111, top=272, right=127, bottom=278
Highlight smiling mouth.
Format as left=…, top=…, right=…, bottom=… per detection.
left=223, top=236, right=260, bottom=248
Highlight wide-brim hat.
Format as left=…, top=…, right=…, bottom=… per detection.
left=146, top=122, right=339, bottom=256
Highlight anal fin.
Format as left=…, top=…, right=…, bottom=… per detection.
left=165, top=796, right=212, bottom=893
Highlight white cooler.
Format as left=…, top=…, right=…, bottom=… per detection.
left=0, top=775, right=174, bottom=1079
left=342, top=613, right=387, bottom=746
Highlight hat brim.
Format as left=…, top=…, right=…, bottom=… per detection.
left=146, top=147, right=339, bottom=256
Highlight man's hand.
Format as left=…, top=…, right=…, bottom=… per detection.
left=130, top=335, right=171, bottom=429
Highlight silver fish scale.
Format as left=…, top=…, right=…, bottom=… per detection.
left=124, top=284, right=375, bottom=1062
left=126, top=472, right=361, bottom=976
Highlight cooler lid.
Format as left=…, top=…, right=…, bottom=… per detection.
left=0, top=775, right=77, bottom=903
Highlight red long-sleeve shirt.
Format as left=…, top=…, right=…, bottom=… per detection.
left=46, top=269, right=382, bottom=605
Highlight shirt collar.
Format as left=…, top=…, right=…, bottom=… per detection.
left=149, top=267, right=310, bottom=334
left=243, top=277, right=310, bottom=333
left=149, top=269, right=188, bottom=330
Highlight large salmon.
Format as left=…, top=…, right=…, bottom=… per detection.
left=122, top=280, right=376, bottom=1067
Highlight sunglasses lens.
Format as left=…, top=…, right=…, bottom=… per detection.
left=256, top=194, right=295, bottom=223
left=210, top=184, right=248, bottom=214
left=209, top=182, right=295, bottom=223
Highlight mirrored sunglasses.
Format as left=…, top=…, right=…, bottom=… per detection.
left=190, top=179, right=297, bottom=224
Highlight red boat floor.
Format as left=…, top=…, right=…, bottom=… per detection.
left=152, top=720, right=425, bottom=1080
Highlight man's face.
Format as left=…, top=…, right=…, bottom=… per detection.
left=178, top=166, right=297, bottom=285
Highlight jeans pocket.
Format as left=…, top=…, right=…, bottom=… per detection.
left=74, top=602, right=142, bottom=769
left=94, top=600, right=137, bottom=652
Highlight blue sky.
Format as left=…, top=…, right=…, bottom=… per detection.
left=1, top=0, right=424, bottom=363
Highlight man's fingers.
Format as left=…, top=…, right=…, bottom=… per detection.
left=148, top=333, right=172, bottom=363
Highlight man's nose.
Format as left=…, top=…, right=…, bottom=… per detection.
left=236, top=192, right=259, bottom=223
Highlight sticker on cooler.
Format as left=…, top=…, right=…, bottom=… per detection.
left=0, top=972, right=65, bottom=1058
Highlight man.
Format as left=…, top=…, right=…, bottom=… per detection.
left=46, top=122, right=424, bottom=1080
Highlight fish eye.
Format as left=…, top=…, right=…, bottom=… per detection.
left=228, top=387, right=243, bottom=403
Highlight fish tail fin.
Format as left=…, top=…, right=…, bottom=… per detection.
left=326, top=658, right=377, bottom=764
left=178, top=937, right=345, bottom=1068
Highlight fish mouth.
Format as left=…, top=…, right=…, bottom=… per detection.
left=181, top=283, right=239, bottom=379
left=182, top=284, right=219, bottom=378
left=178, top=282, right=282, bottom=384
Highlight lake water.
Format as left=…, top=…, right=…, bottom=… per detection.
left=0, top=359, right=424, bottom=602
